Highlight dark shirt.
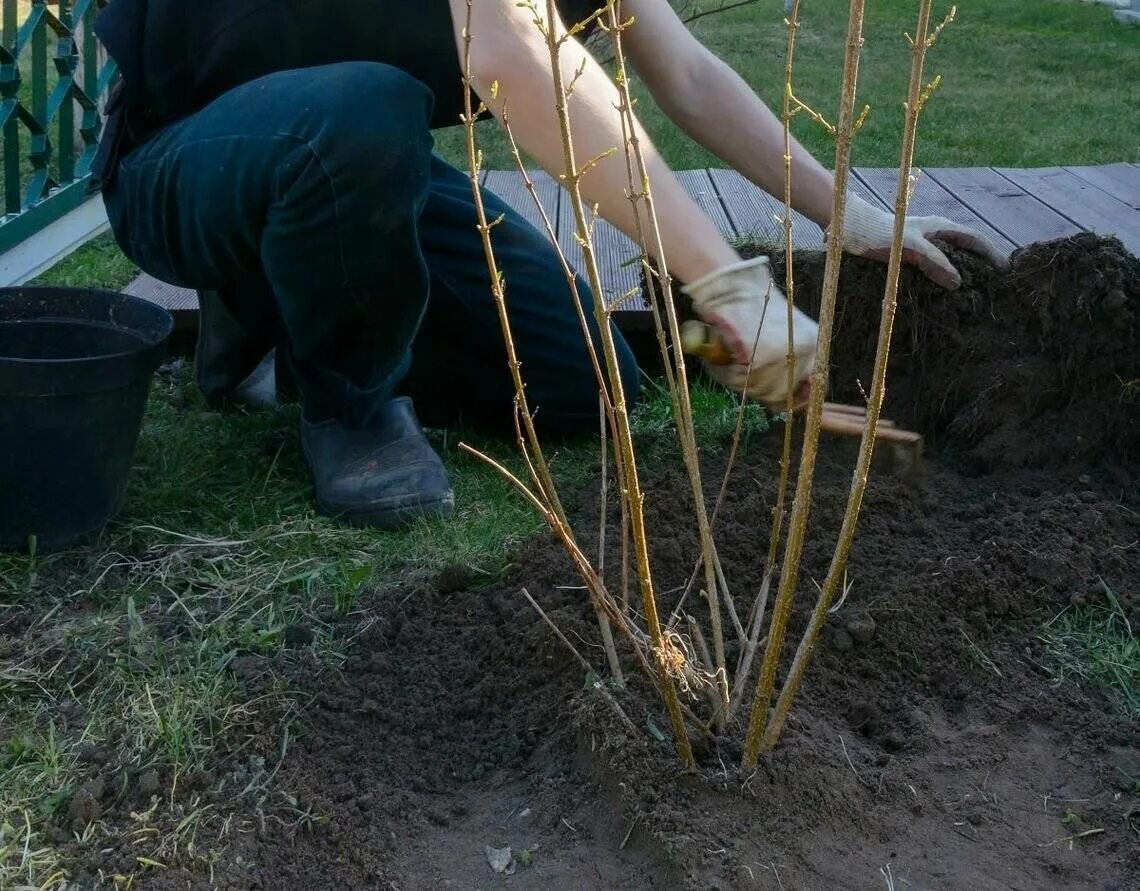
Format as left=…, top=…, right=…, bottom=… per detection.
left=91, top=0, right=606, bottom=186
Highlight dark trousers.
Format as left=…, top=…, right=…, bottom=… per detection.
left=101, top=61, right=639, bottom=436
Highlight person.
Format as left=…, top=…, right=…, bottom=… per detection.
left=90, top=0, right=1006, bottom=531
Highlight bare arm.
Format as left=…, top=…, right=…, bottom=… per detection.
left=448, top=0, right=740, bottom=283
left=619, top=1, right=1009, bottom=288
left=620, top=0, right=837, bottom=228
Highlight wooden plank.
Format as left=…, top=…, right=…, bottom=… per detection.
left=123, top=273, right=198, bottom=311
left=996, top=166, right=1140, bottom=256
left=553, top=176, right=647, bottom=318
left=482, top=169, right=559, bottom=240
left=1063, top=163, right=1140, bottom=210
left=676, top=169, right=736, bottom=237
left=923, top=167, right=1082, bottom=247
left=707, top=168, right=784, bottom=245
left=484, top=168, right=645, bottom=313
left=590, top=214, right=644, bottom=317
left=123, top=273, right=199, bottom=330
left=705, top=168, right=889, bottom=253
left=853, top=167, right=1016, bottom=255
left=706, top=168, right=822, bottom=249
left=849, top=175, right=892, bottom=212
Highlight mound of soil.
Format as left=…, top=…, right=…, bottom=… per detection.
left=729, top=233, right=1138, bottom=470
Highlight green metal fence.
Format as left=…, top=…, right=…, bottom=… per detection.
left=0, top=0, right=113, bottom=254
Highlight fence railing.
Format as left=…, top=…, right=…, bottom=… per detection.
left=0, top=0, right=113, bottom=254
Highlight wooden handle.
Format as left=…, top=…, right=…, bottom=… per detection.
left=819, top=412, right=922, bottom=446
left=823, top=402, right=897, bottom=429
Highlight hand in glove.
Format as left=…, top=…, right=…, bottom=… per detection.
left=839, top=192, right=1009, bottom=289
left=681, top=257, right=818, bottom=409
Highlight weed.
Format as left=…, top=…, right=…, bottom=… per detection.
left=1041, top=580, right=1139, bottom=717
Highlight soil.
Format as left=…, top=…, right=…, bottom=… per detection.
left=48, top=236, right=1139, bottom=888
left=755, top=232, right=1139, bottom=472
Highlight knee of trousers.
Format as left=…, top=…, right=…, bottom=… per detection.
left=545, top=327, right=642, bottom=436
left=280, top=61, right=436, bottom=194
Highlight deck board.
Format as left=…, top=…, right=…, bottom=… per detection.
left=849, top=175, right=892, bottom=212
left=122, top=273, right=198, bottom=330
left=115, top=164, right=1138, bottom=333
left=922, top=167, right=1082, bottom=247
left=482, top=169, right=560, bottom=238
left=706, top=168, right=824, bottom=249
left=676, top=169, right=736, bottom=237
left=589, top=217, right=643, bottom=317
left=1063, top=163, right=1140, bottom=210
left=853, top=167, right=1017, bottom=256
left=552, top=180, right=645, bottom=315
left=994, top=166, right=1140, bottom=255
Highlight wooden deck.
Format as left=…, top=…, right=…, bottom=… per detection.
left=124, top=164, right=1140, bottom=330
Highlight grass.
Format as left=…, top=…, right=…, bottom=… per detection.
left=432, top=0, right=1140, bottom=169
left=1041, top=581, right=1139, bottom=718
left=30, top=232, right=139, bottom=291
left=0, top=349, right=748, bottom=887
left=4, top=1, right=1138, bottom=885
left=0, top=357, right=541, bottom=885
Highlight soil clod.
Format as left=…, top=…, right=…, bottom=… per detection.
left=741, top=233, right=1139, bottom=470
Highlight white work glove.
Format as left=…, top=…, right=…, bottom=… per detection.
left=681, top=257, right=818, bottom=409
left=838, top=192, right=1010, bottom=289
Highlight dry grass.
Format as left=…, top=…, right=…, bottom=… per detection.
left=0, top=349, right=752, bottom=888
left=0, top=361, right=551, bottom=888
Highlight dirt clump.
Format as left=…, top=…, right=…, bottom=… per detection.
left=736, top=233, right=1138, bottom=470
left=572, top=441, right=1138, bottom=888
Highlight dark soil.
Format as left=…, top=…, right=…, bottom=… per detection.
left=757, top=232, right=1139, bottom=471
left=53, top=237, right=1139, bottom=888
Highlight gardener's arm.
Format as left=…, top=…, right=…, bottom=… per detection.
left=451, top=0, right=740, bottom=283
left=620, top=0, right=1009, bottom=288
left=451, top=0, right=820, bottom=409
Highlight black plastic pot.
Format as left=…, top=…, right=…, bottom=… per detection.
left=0, top=287, right=173, bottom=552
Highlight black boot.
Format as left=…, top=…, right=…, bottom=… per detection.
left=301, top=397, right=455, bottom=530
left=194, top=289, right=278, bottom=408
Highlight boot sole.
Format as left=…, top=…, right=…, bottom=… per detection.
left=315, top=491, right=456, bottom=532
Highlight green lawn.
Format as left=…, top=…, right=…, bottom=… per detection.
left=4, top=2, right=1138, bottom=886
left=433, top=0, right=1140, bottom=169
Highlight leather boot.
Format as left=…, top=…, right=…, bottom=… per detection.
left=301, top=397, right=455, bottom=530
left=194, top=288, right=278, bottom=409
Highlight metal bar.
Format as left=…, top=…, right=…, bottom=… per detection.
left=26, top=0, right=51, bottom=204
left=0, top=174, right=89, bottom=252
left=2, top=0, right=19, bottom=214
left=0, top=0, right=110, bottom=250
left=0, top=188, right=107, bottom=283
left=79, top=0, right=98, bottom=172
left=13, top=1, right=44, bottom=57
left=57, top=0, right=75, bottom=183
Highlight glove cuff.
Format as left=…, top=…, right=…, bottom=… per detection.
left=827, top=192, right=892, bottom=254
left=681, top=255, right=771, bottom=306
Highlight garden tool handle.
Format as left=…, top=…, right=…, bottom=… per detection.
left=680, top=319, right=734, bottom=366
